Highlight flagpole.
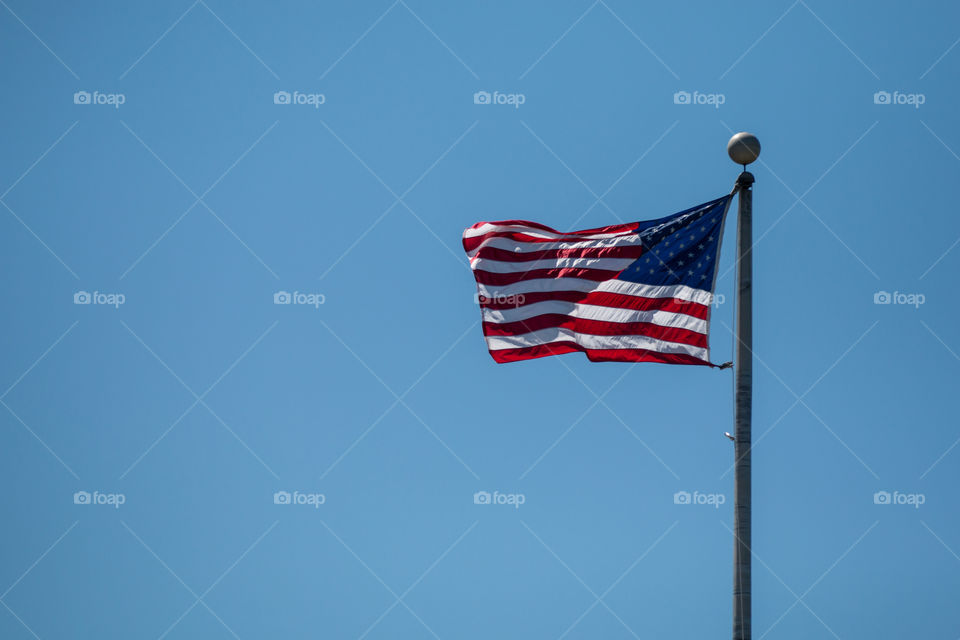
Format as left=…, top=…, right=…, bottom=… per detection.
left=727, top=132, right=760, bottom=640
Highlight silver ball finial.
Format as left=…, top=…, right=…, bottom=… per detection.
left=727, top=132, right=761, bottom=166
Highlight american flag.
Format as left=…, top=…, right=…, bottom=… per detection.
left=464, top=195, right=733, bottom=365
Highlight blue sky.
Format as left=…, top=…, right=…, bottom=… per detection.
left=1, top=1, right=959, bottom=638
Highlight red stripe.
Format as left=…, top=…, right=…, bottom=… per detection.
left=568, top=221, right=641, bottom=235
left=465, top=219, right=639, bottom=236
left=489, top=342, right=712, bottom=366
left=479, top=290, right=709, bottom=320
left=464, top=219, right=561, bottom=234
left=472, top=267, right=621, bottom=287
left=463, top=226, right=638, bottom=253
left=472, top=243, right=644, bottom=263
left=482, top=316, right=708, bottom=348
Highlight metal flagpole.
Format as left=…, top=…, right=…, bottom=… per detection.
left=727, top=132, right=760, bottom=640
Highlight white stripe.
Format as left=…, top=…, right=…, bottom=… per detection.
left=471, top=255, right=636, bottom=274
left=485, top=328, right=708, bottom=361
left=477, top=277, right=598, bottom=299
left=482, top=300, right=707, bottom=333
left=477, top=278, right=714, bottom=307
left=465, top=233, right=645, bottom=258
left=599, top=280, right=714, bottom=306
left=463, top=223, right=633, bottom=241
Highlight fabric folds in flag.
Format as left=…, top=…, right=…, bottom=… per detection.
left=463, top=195, right=732, bottom=365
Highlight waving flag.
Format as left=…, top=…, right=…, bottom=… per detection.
left=464, top=195, right=733, bottom=365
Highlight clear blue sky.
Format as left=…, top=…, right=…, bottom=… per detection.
left=1, top=1, right=959, bottom=638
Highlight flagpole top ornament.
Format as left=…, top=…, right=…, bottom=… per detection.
left=727, top=132, right=761, bottom=167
